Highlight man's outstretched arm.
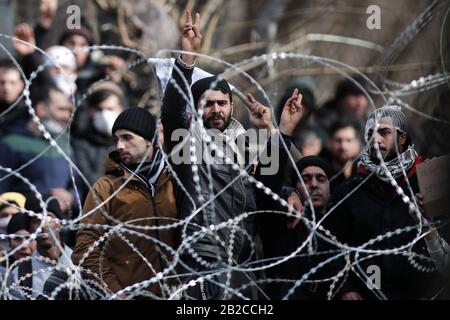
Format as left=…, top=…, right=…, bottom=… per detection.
left=161, top=10, right=202, bottom=152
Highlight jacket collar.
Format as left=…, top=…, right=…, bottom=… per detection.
left=105, top=151, right=169, bottom=190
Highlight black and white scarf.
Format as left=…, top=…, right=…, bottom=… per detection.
left=121, top=148, right=165, bottom=197
left=359, top=145, right=418, bottom=182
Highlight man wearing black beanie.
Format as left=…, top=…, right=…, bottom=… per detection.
left=72, top=107, right=179, bottom=299
left=259, top=156, right=333, bottom=300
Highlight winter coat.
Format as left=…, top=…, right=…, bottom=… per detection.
left=324, top=156, right=441, bottom=299
left=0, top=120, right=74, bottom=195
left=71, top=151, right=179, bottom=295
left=161, top=59, right=289, bottom=299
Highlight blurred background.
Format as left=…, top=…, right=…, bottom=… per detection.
left=0, top=0, right=449, bottom=157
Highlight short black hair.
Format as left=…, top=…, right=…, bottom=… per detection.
left=335, top=76, right=367, bottom=102
left=329, top=118, right=361, bottom=140
left=30, top=85, right=64, bottom=107
left=0, top=59, right=20, bottom=73
left=291, top=156, right=333, bottom=187
left=87, top=89, right=124, bottom=109
left=296, top=128, right=321, bottom=148
left=24, top=193, right=64, bottom=231
left=191, top=76, right=233, bottom=108
left=6, top=212, right=28, bottom=235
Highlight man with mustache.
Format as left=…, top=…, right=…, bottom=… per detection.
left=72, top=107, right=179, bottom=299
left=161, top=10, right=304, bottom=299
left=324, top=106, right=442, bottom=300
left=259, top=156, right=334, bottom=299
left=322, top=118, right=361, bottom=188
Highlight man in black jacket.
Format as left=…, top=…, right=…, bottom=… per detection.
left=324, top=106, right=441, bottom=300
left=259, top=156, right=335, bottom=300
left=161, top=10, right=304, bottom=300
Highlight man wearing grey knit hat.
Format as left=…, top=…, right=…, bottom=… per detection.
left=323, top=105, right=442, bottom=300
left=72, top=107, right=179, bottom=299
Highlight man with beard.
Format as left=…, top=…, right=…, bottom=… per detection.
left=161, top=10, right=304, bottom=299
left=72, top=107, right=179, bottom=299
left=322, top=118, right=361, bottom=188
left=8, top=194, right=72, bottom=300
left=0, top=85, right=75, bottom=211
left=324, top=106, right=441, bottom=300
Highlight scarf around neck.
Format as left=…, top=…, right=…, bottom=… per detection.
left=120, top=148, right=165, bottom=197
left=359, top=145, right=418, bottom=182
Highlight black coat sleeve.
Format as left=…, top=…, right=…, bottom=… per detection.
left=322, top=181, right=360, bottom=298
left=161, top=58, right=195, bottom=152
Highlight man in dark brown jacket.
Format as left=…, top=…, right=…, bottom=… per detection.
left=72, top=107, right=179, bottom=299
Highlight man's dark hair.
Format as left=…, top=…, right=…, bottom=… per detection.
left=0, top=59, right=20, bottom=73
left=24, top=192, right=65, bottom=231
left=30, top=85, right=64, bottom=107
left=329, top=118, right=361, bottom=140
left=191, top=76, right=233, bottom=108
left=87, top=89, right=124, bottom=109
left=335, top=76, right=367, bottom=102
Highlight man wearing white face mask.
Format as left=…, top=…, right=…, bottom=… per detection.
left=72, top=86, right=125, bottom=201
left=45, top=46, right=78, bottom=98
left=0, top=85, right=76, bottom=212
left=14, top=22, right=78, bottom=99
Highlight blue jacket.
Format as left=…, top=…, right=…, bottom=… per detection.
left=0, top=121, right=75, bottom=196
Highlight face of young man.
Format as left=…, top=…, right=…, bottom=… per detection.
left=10, top=229, right=36, bottom=261
left=367, top=117, right=406, bottom=162
left=0, top=68, right=24, bottom=104
left=114, top=129, right=153, bottom=164
left=296, top=166, right=330, bottom=213
left=47, top=89, right=73, bottom=128
left=329, top=126, right=361, bottom=166
left=29, top=211, right=60, bottom=251
left=62, top=34, right=89, bottom=68
left=200, top=90, right=233, bottom=132
left=341, top=94, right=368, bottom=119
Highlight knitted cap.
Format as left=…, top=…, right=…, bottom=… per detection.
left=59, top=25, right=94, bottom=46
left=364, top=105, right=407, bottom=142
left=112, top=107, right=156, bottom=141
left=291, top=156, right=333, bottom=186
left=191, top=76, right=233, bottom=108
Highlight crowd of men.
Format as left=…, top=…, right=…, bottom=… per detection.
left=0, top=7, right=449, bottom=300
